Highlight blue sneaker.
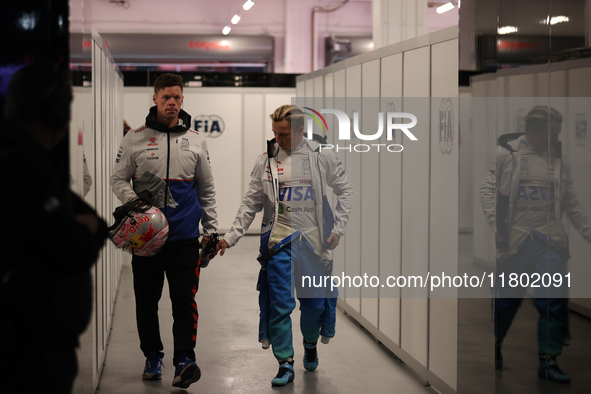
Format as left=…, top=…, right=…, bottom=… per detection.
left=142, top=353, right=163, bottom=380
left=538, top=358, right=571, bottom=383
left=172, top=356, right=201, bottom=388
left=271, top=361, right=294, bottom=387
left=303, top=340, right=319, bottom=371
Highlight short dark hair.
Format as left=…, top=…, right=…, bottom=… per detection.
left=154, top=73, right=184, bottom=95
left=525, top=105, right=563, bottom=133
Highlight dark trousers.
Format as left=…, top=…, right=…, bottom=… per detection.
left=132, top=238, right=200, bottom=366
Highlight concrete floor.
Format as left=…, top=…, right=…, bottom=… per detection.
left=97, top=235, right=434, bottom=394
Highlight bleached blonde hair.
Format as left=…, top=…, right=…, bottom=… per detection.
left=269, top=105, right=304, bottom=130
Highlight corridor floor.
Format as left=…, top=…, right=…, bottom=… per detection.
left=97, top=236, right=434, bottom=394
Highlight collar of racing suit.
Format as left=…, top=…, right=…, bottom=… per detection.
left=145, top=105, right=192, bottom=134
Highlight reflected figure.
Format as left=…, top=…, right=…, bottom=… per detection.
left=480, top=106, right=591, bottom=383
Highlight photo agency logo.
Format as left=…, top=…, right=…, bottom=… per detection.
left=302, top=106, right=418, bottom=153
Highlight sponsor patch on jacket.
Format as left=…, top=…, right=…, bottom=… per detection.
left=180, top=138, right=190, bottom=151
left=278, top=186, right=314, bottom=202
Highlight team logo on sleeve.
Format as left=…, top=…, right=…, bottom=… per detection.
left=116, top=146, right=123, bottom=163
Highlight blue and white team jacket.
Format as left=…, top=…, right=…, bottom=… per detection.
left=110, top=106, right=217, bottom=242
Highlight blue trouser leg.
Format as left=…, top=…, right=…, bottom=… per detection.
left=534, top=297, right=568, bottom=358
left=264, top=239, right=335, bottom=361
left=299, top=298, right=324, bottom=343
left=257, top=261, right=271, bottom=343
left=267, top=247, right=296, bottom=362
left=495, top=297, right=523, bottom=342
left=495, top=236, right=568, bottom=358
left=531, top=244, right=568, bottom=358
left=293, top=240, right=327, bottom=343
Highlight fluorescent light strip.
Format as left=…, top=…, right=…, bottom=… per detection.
left=231, top=14, right=241, bottom=24
left=222, top=25, right=231, bottom=35
left=540, top=15, right=569, bottom=25
left=497, top=26, right=518, bottom=35
left=436, top=2, right=454, bottom=14
left=243, top=0, right=254, bottom=11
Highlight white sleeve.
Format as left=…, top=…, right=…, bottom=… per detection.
left=223, top=156, right=265, bottom=247
left=323, top=151, right=353, bottom=237
left=110, top=133, right=137, bottom=204
left=562, top=163, right=591, bottom=244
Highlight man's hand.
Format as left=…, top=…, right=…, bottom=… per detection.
left=217, top=239, right=229, bottom=256
left=326, top=233, right=340, bottom=250
left=201, top=235, right=219, bottom=259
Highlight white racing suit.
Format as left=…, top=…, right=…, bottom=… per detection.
left=224, top=138, right=353, bottom=361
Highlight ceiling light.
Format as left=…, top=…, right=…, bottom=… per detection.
left=497, top=26, right=518, bottom=35
left=231, top=14, right=241, bottom=24
left=539, top=15, right=569, bottom=25
left=436, top=2, right=454, bottom=14
left=222, top=26, right=231, bottom=35
left=19, top=13, right=37, bottom=30
left=243, top=0, right=255, bottom=11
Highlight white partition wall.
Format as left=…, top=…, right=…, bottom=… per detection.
left=296, top=26, right=459, bottom=394
left=71, top=32, right=126, bottom=393
left=332, top=69, right=347, bottom=299
left=429, top=38, right=459, bottom=391
left=360, top=59, right=381, bottom=329
left=379, top=53, right=403, bottom=347
left=345, top=64, right=362, bottom=314
left=401, top=45, right=430, bottom=369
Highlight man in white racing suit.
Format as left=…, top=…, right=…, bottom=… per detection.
left=218, top=105, right=353, bottom=386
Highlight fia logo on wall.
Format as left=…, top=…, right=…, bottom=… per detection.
left=194, top=115, right=225, bottom=138
left=439, top=98, right=454, bottom=155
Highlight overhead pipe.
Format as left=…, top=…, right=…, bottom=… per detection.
left=311, top=0, right=349, bottom=71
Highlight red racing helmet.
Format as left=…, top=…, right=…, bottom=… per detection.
left=108, top=196, right=169, bottom=257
